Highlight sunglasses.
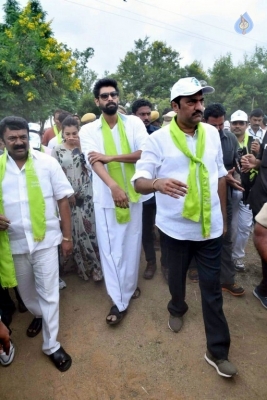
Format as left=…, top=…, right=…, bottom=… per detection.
left=99, top=91, right=119, bottom=100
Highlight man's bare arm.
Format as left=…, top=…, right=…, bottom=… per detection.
left=134, top=177, right=187, bottom=198
left=89, top=150, right=141, bottom=165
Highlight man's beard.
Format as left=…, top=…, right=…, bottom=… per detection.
left=100, top=102, right=118, bottom=115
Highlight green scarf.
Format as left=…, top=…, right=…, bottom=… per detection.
left=101, top=115, right=140, bottom=223
left=239, top=133, right=258, bottom=183
left=0, top=149, right=46, bottom=288
left=169, top=118, right=211, bottom=238
left=53, top=125, right=62, bottom=144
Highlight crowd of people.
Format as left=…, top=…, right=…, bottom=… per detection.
left=0, top=76, right=267, bottom=379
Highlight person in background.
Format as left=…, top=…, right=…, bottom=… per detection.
left=247, top=108, right=266, bottom=142
left=230, top=110, right=257, bottom=272
left=47, top=111, right=72, bottom=149
left=132, top=99, right=161, bottom=280
left=42, top=109, right=68, bottom=146
left=81, top=113, right=96, bottom=125
left=52, top=116, right=102, bottom=282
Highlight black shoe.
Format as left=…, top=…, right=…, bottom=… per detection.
left=143, top=261, right=156, bottom=279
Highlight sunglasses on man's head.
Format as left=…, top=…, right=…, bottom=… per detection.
left=99, top=91, right=119, bottom=100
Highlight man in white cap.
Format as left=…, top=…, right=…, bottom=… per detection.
left=132, top=77, right=237, bottom=378
left=230, top=110, right=258, bottom=273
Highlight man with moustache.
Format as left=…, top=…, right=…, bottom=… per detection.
left=131, top=99, right=163, bottom=280
left=0, top=116, right=73, bottom=371
left=132, top=78, right=237, bottom=377
left=230, top=110, right=258, bottom=272
left=79, top=78, right=150, bottom=325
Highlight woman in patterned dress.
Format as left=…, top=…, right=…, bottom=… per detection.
left=52, top=116, right=102, bottom=281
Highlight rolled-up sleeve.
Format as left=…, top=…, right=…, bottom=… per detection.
left=132, top=134, right=162, bottom=182
left=50, top=158, right=74, bottom=200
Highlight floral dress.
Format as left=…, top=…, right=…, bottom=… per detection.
left=52, top=144, right=103, bottom=281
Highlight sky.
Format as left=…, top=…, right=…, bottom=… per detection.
left=1, top=0, right=267, bottom=78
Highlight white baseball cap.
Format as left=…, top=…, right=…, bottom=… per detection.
left=170, top=77, right=214, bottom=101
left=230, top=110, right=248, bottom=122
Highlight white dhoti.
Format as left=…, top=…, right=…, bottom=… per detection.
left=13, top=246, right=60, bottom=355
left=94, top=202, right=142, bottom=312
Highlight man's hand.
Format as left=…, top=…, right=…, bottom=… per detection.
left=110, top=183, right=129, bottom=208
left=61, top=240, right=73, bottom=258
left=154, top=178, right=188, bottom=198
left=68, top=194, right=76, bottom=208
left=241, top=154, right=257, bottom=172
left=0, top=215, right=10, bottom=231
left=88, top=151, right=113, bottom=166
left=0, top=320, right=10, bottom=355
left=251, top=140, right=260, bottom=155
left=225, top=168, right=244, bottom=191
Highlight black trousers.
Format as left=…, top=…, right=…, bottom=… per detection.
left=162, top=231, right=230, bottom=360
left=142, top=201, right=156, bottom=263
left=252, top=211, right=267, bottom=296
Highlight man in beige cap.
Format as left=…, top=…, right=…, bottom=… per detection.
left=132, top=77, right=237, bottom=378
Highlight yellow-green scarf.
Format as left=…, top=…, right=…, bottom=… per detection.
left=170, top=118, right=211, bottom=238
left=101, top=115, right=140, bottom=223
left=0, top=150, right=46, bottom=288
left=53, top=125, right=62, bottom=144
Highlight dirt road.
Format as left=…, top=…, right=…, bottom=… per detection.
left=1, top=237, right=267, bottom=400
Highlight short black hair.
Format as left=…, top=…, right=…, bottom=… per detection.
left=62, top=116, right=79, bottom=132
left=58, top=111, right=72, bottom=124
left=131, top=99, right=152, bottom=114
left=93, top=78, right=119, bottom=99
left=172, top=96, right=182, bottom=107
left=53, top=109, right=67, bottom=117
left=250, top=108, right=264, bottom=118
left=0, top=116, right=29, bottom=139
left=204, top=103, right=226, bottom=120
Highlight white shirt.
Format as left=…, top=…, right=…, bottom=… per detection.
left=2, top=150, right=74, bottom=254
left=79, top=113, right=151, bottom=208
left=247, top=127, right=266, bottom=143
left=47, top=136, right=59, bottom=149
left=131, top=123, right=227, bottom=241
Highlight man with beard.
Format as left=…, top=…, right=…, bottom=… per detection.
left=132, top=78, right=237, bottom=377
left=79, top=78, right=150, bottom=325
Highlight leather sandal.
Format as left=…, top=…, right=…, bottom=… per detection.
left=49, top=346, right=72, bottom=372
left=26, top=317, right=42, bottom=338
left=131, top=287, right=141, bottom=299
left=106, top=305, right=127, bottom=325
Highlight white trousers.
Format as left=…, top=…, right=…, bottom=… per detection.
left=13, top=246, right=60, bottom=355
left=94, top=203, right=142, bottom=312
left=231, top=190, right=253, bottom=260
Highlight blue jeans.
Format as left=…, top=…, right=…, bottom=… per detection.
left=162, top=231, right=231, bottom=360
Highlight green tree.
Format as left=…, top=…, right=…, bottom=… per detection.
left=0, top=0, right=81, bottom=123
left=112, top=37, right=183, bottom=100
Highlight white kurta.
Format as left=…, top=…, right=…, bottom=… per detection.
left=2, top=150, right=73, bottom=354
left=80, top=114, right=150, bottom=311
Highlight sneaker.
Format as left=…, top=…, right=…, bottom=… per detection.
left=59, top=277, right=67, bottom=290
left=221, top=283, right=245, bottom=296
left=205, top=350, right=237, bottom=378
left=188, top=268, right=199, bottom=283
left=233, top=259, right=246, bottom=272
left=0, top=341, right=15, bottom=366
left=253, top=287, right=267, bottom=309
left=143, top=261, right=157, bottom=280
left=168, top=315, right=183, bottom=333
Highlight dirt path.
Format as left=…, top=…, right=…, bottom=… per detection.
left=2, top=236, right=267, bottom=400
